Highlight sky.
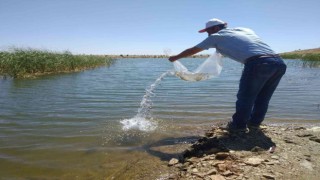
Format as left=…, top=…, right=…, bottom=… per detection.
left=1, top=0, right=320, bottom=55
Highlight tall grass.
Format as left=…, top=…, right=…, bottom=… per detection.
left=280, top=53, right=320, bottom=61
left=0, top=48, right=115, bottom=78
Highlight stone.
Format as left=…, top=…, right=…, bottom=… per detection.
left=245, top=157, right=264, bottom=166
left=307, top=127, right=320, bottom=132
left=192, top=172, right=205, bottom=178
left=251, top=146, right=264, bottom=152
left=262, top=173, right=276, bottom=179
left=168, top=174, right=179, bottom=179
left=294, top=127, right=306, bottom=130
left=206, top=169, right=218, bottom=175
left=271, top=155, right=279, bottom=160
left=186, top=157, right=200, bottom=163
left=264, top=161, right=276, bottom=165
left=300, top=160, right=313, bottom=170
left=210, top=174, right=226, bottom=180
left=217, top=163, right=227, bottom=172
left=284, top=137, right=296, bottom=144
left=215, top=152, right=230, bottom=160
left=168, top=158, right=179, bottom=166
left=205, top=131, right=214, bottom=137
left=212, top=161, right=225, bottom=166
left=296, top=133, right=313, bottom=137
left=207, top=148, right=221, bottom=154
left=309, top=136, right=320, bottom=143
left=192, top=168, right=199, bottom=173
left=222, top=170, right=233, bottom=176
left=236, top=174, right=244, bottom=180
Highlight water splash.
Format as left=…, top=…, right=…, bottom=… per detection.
left=120, top=71, right=170, bottom=131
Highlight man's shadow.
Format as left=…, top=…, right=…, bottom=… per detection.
left=143, top=127, right=275, bottom=161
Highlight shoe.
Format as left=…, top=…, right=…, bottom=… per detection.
left=247, top=124, right=260, bottom=130
left=247, top=123, right=269, bottom=133
left=224, top=122, right=248, bottom=134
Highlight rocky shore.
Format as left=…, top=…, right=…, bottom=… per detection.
left=165, top=124, right=320, bottom=180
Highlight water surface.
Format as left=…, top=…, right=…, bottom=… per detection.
left=0, top=58, right=319, bottom=179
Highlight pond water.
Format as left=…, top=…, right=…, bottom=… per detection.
left=0, top=58, right=319, bottom=179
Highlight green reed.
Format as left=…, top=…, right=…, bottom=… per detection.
left=280, top=53, right=320, bottom=61
left=0, top=48, right=114, bottom=78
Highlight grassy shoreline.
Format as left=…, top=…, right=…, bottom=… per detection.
left=0, top=48, right=115, bottom=78
left=280, top=53, right=320, bottom=61
left=280, top=48, right=320, bottom=61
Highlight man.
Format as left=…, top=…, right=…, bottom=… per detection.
left=169, top=18, right=286, bottom=132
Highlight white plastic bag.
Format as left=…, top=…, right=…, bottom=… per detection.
left=173, top=53, right=223, bottom=81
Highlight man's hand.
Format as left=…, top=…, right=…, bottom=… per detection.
left=169, top=56, right=178, bottom=62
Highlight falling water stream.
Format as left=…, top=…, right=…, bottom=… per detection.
left=120, top=71, right=170, bottom=131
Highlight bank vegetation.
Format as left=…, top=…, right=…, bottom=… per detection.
left=280, top=48, right=320, bottom=61
left=0, top=48, right=115, bottom=78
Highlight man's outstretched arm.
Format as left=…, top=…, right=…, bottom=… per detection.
left=169, top=47, right=203, bottom=62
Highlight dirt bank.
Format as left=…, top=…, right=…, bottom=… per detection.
left=164, top=124, right=320, bottom=180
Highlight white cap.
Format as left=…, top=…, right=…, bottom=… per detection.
left=198, top=18, right=226, bottom=33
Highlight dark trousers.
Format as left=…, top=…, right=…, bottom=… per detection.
left=231, top=57, right=287, bottom=128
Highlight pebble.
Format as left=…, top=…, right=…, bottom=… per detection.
left=309, top=136, right=320, bottom=143
left=284, top=137, right=296, bottom=144
left=217, top=164, right=227, bottom=172
left=307, top=127, right=320, bottom=132
left=296, top=133, right=313, bottom=137
left=245, top=157, right=264, bottom=166
left=262, top=173, right=276, bottom=179
left=271, top=155, right=279, bottom=160
left=222, top=170, right=233, bottom=176
left=192, top=168, right=199, bottom=173
left=210, top=174, right=226, bottom=180
left=300, top=160, right=313, bottom=170
left=168, top=158, right=179, bottom=166
left=215, top=152, right=230, bottom=160
left=206, top=169, right=218, bottom=175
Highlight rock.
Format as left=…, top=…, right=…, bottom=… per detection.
left=186, top=157, right=200, bottom=163
left=251, top=146, right=264, bottom=152
left=212, top=161, right=225, bottom=166
left=284, top=137, right=296, bottom=144
left=307, top=127, right=320, bottom=132
left=296, top=133, right=313, bottom=137
left=222, top=170, right=233, bottom=176
left=271, top=155, right=279, bottom=160
left=264, top=160, right=280, bottom=165
left=309, top=136, right=320, bottom=143
left=168, top=174, right=179, bottom=179
left=168, top=158, right=179, bottom=166
left=236, top=174, right=244, bottom=180
left=215, top=152, right=230, bottom=160
left=217, top=163, right=227, bottom=172
left=300, top=160, right=313, bottom=170
left=205, top=131, right=214, bottom=137
left=304, top=154, right=312, bottom=161
left=245, top=157, right=264, bottom=166
left=192, top=172, right=205, bottom=178
left=192, top=168, right=199, bottom=173
left=294, top=127, right=306, bottom=130
left=210, top=174, right=226, bottom=180
left=206, top=169, right=218, bottom=175
left=263, top=173, right=276, bottom=179
left=207, top=148, right=221, bottom=154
